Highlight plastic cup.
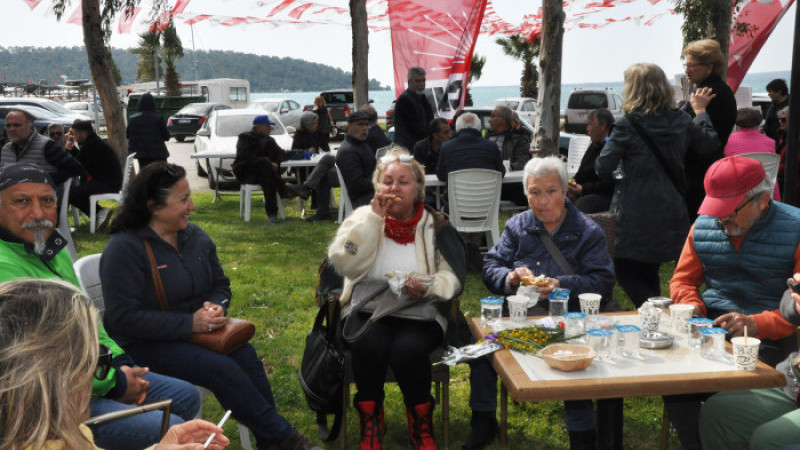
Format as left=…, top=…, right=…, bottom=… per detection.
left=615, top=325, right=642, bottom=358
left=731, top=336, right=761, bottom=371
left=587, top=328, right=614, bottom=360
left=579, top=293, right=602, bottom=315
left=669, top=304, right=695, bottom=334
left=506, top=295, right=529, bottom=324
left=638, top=307, right=661, bottom=332
left=564, top=312, right=587, bottom=341
left=480, top=297, right=503, bottom=326
left=549, top=288, right=570, bottom=323
left=700, top=327, right=727, bottom=360
left=687, top=317, right=714, bottom=348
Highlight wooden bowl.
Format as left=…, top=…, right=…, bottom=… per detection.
left=540, top=344, right=597, bottom=372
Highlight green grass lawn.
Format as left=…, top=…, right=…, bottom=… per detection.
left=75, top=193, right=680, bottom=449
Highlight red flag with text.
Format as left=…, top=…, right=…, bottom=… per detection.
left=727, top=0, right=795, bottom=92
left=389, top=0, right=487, bottom=120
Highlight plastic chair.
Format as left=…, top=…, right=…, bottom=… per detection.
left=447, top=169, right=503, bottom=248
left=566, top=135, right=591, bottom=178
left=89, top=152, right=136, bottom=234
left=737, top=152, right=780, bottom=199
left=57, top=177, right=78, bottom=262
left=339, top=348, right=450, bottom=449
left=239, top=184, right=285, bottom=222
left=334, top=164, right=353, bottom=223
left=74, top=254, right=253, bottom=449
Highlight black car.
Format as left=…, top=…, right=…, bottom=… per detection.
left=0, top=105, right=76, bottom=135
left=167, top=102, right=232, bottom=142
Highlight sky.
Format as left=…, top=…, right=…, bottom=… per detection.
left=1, top=0, right=796, bottom=88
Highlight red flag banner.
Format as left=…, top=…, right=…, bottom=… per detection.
left=118, top=6, right=141, bottom=34
left=389, top=0, right=487, bottom=120
left=172, top=0, right=192, bottom=15
left=66, top=3, right=82, bottom=25
left=727, top=0, right=795, bottom=92
left=21, top=0, right=43, bottom=10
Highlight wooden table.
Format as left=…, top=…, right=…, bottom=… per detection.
left=469, top=312, right=785, bottom=446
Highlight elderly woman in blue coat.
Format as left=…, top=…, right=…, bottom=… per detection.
left=466, top=156, right=617, bottom=450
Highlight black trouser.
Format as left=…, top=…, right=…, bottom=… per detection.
left=236, top=159, right=286, bottom=216
left=69, top=180, right=116, bottom=216
left=303, top=154, right=339, bottom=216
left=349, top=315, right=442, bottom=406
left=614, top=257, right=661, bottom=308
left=575, top=194, right=612, bottom=214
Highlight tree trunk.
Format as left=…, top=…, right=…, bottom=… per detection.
left=710, top=0, right=732, bottom=81
left=350, top=0, right=369, bottom=109
left=82, top=0, right=127, bottom=167
left=533, top=0, right=564, bottom=157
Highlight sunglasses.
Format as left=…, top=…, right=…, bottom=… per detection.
left=779, top=117, right=788, bottom=123
left=95, top=344, right=112, bottom=380
left=380, top=154, right=414, bottom=164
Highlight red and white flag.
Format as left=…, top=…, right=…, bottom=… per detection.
left=727, top=0, right=795, bottom=92
left=389, top=0, right=487, bottom=120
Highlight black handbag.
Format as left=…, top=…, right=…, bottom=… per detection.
left=299, top=298, right=344, bottom=442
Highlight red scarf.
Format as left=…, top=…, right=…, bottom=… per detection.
left=384, top=202, right=424, bottom=244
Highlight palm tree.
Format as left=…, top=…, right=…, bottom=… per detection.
left=130, top=30, right=161, bottom=82
left=496, top=35, right=540, bottom=98
left=465, top=53, right=486, bottom=107
left=161, top=22, right=184, bottom=96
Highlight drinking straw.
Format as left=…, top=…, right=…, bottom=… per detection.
left=744, top=325, right=748, bottom=345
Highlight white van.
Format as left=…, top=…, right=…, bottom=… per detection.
left=564, top=89, right=623, bottom=134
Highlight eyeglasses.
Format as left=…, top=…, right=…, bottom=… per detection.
left=730, top=195, right=755, bottom=217
left=95, top=344, right=112, bottom=380
left=779, top=117, right=788, bottom=123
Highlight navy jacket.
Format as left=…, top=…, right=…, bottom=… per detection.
left=336, top=134, right=376, bottom=207
left=394, top=89, right=433, bottom=150
left=436, top=128, right=505, bottom=182
left=76, top=132, right=122, bottom=190
left=126, top=93, right=170, bottom=160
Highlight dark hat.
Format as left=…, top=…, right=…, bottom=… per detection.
left=698, top=156, right=766, bottom=218
left=347, top=111, right=371, bottom=123
left=0, top=162, right=56, bottom=192
left=253, top=115, right=276, bottom=126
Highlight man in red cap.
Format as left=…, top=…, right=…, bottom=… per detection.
left=665, top=155, right=800, bottom=449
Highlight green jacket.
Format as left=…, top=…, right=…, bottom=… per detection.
left=0, top=230, right=129, bottom=398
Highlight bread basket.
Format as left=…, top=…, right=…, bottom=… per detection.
left=540, top=344, right=596, bottom=372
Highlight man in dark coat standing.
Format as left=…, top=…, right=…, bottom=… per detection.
left=126, top=93, right=170, bottom=168
left=393, top=66, right=434, bottom=151
left=68, top=120, right=122, bottom=230
left=233, top=115, right=294, bottom=224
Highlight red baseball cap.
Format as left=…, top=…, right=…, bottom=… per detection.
left=698, top=156, right=766, bottom=218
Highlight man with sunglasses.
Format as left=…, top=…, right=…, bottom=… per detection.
left=664, top=156, right=800, bottom=449
left=0, top=162, right=201, bottom=450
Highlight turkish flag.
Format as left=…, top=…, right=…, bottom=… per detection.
left=727, top=0, right=795, bottom=92
left=389, top=0, right=487, bottom=120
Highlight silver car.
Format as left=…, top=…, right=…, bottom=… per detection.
left=65, top=101, right=106, bottom=128
left=249, top=98, right=303, bottom=130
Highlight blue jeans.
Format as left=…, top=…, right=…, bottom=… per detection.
left=126, top=341, right=293, bottom=449
left=89, top=371, right=201, bottom=450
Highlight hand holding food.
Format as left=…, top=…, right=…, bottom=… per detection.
left=521, top=274, right=548, bottom=287
left=370, top=191, right=401, bottom=216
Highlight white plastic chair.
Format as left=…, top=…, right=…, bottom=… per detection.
left=74, top=254, right=253, bottom=449
left=447, top=169, right=503, bottom=248
left=334, top=163, right=353, bottom=223
left=566, top=135, right=592, bottom=178
left=74, top=253, right=104, bottom=312
left=58, top=177, right=78, bottom=262
left=239, top=184, right=285, bottom=222
left=90, top=152, right=137, bottom=234
left=737, top=152, right=780, bottom=199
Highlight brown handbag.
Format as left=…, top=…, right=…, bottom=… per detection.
left=143, top=238, right=255, bottom=354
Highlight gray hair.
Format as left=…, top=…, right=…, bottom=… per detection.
left=47, top=123, right=64, bottom=133
left=779, top=106, right=790, bottom=118
left=522, top=156, right=568, bottom=192
left=455, top=112, right=481, bottom=133
left=493, top=105, right=513, bottom=127
left=300, top=111, right=318, bottom=131
left=408, top=66, right=426, bottom=81
left=745, top=175, right=773, bottom=200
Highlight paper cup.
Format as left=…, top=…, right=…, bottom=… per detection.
left=731, top=336, right=761, bottom=371
left=669, top=304, right=695, bottom=334
left=579, top=293, right=602, bottom=315
left=506, top=295, right=529, bottom=324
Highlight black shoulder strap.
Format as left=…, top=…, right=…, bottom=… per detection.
left=535, top=231, right=575, bottom=275
left=626, top=115, right=685, bottom=196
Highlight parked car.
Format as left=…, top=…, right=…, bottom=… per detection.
left=385, top=100, right=397, bottom=129
left=493, top=97, right=537, bottom=126
left=192, top=108, right=294, bottom=189
left=0, top=104, right=80, bottom=136
left=319, top=89, right=374, bottom=138
left=64, top=101, right=106, bottom=128
left=167, top=102, right=232, bottom=142
left=249, top=98, right=303, bottom=130
left=0, top=97, right=93, bottom=125
left=752, top=93, right=772, bottom=118
left=563, top=88, right=623, bottom=134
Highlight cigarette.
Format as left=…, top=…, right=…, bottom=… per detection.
left=203, top=409, right=232, bottom=449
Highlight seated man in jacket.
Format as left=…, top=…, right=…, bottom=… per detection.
left=233, top=115, right=296, bottom=224
left=487, top=105, right=530, bottom=206
left=335, top=111, right=377, bottom=209
left=67, top=120, right=122, bottom=230
left=0, top=162, right=200, bottom=450
left=666, top=156, right=800, bottom=449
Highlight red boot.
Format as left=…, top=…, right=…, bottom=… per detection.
left=406, top=400, right=438, bottom=449
left=354, top=400, right=385, bottom=449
